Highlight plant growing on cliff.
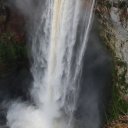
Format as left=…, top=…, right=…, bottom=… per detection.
left=0, top=32, right=27, bottom=75
left=96, top=0, right=128, bottom=123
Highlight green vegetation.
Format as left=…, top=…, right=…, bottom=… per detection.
left=0, top=32, right=27, bottom=63
left=0, top=0, right=27, bottom=76
left=107, top=59, right=128, bottom=122
left=0, top=32, right=27, bottom=76
left=96, top=0, right=128, bottom=123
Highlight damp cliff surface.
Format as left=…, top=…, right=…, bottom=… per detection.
left=110, top=5, right=128, bottom=98
left=96, top=0, right=128, bottom=127
left=0, top=1, right=28, bottom=76
left=0, top=0, right=32, bottom=101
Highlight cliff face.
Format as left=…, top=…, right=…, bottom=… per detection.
left=110, top=3, right=128, bottom=100
left=0, top=4, right=25, bottom=42
left=97, top=0, right=128, bottom=96
left=0, top=2, right=28, bottom=77
left=96, top=1, right=128, bottom=127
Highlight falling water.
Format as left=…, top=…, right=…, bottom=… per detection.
left=7, top=0, right=95, bottom=128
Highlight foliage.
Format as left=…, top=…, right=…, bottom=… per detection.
left=96, top=0, right=128, bottom=123
left=0, top=32, right=27, bottom=75
left=107, top=59, right=128, bottom=122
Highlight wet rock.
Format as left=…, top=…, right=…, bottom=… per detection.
left=97, top=0, right=128, bottom=100
left=110, top=6, right=128, bottom=97
left=0, top=2, right=25, bottom=43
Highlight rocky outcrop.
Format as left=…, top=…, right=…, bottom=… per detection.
left=0, top=2, right=28, bottom=77
left=95, top=1, right=128, bottom=127
left=0, top=4, right=25, bottom=42
left=96, top=0, right=128, bottom=102
left=110, top=3, right=128, bottom=101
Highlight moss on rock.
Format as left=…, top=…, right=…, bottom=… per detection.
left=96, top=0, right=128, bottom=123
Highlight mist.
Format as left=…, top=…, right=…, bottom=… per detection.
left=0, top=0, right=112, bottom=128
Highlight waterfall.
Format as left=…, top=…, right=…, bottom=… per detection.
left=7, top=0, right=95, bottom=128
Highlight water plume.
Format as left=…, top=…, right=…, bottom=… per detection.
left=5, top=0, right=105, bottom=128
